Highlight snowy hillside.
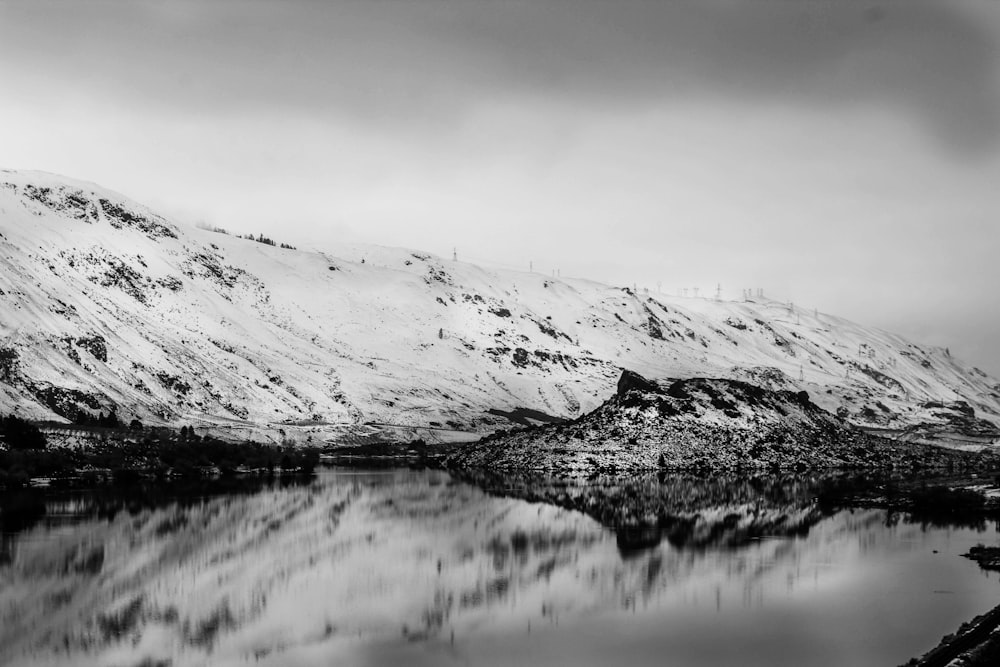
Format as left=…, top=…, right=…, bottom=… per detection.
left=0, top=170, right=998, bottom=444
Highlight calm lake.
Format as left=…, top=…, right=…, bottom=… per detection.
left=2, top=468, right=1000, bottom=667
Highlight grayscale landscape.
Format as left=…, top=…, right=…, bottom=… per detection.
left=2, top=1, right=1000, bottom=666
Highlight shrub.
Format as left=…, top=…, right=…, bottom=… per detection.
left=0, top=348, right=18, bottom=382
left=1, top=415, right=47, bottom=450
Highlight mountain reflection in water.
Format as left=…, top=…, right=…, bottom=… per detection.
left=1, top=469, right=999, bottom=667
left=457, top=470, right=838, bottom=554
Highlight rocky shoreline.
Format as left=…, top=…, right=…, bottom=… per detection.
left=902, top=601, right=1000, bottom=666
left=905, top=545, right=1000, bottom=665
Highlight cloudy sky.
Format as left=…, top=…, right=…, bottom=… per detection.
left=1, top=0, right=999, bottom=375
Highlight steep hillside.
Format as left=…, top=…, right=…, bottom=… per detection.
left=0, top=170, right=998, bottom=444
left=446, top=370, right=985, bottom=473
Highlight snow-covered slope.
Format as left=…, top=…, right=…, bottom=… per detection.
left=1, top=170, right=998, bottom=443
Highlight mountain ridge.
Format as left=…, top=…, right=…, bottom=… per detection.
left=0, top=170, right=998, bottom=446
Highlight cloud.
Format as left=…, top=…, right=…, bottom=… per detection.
left=1, top=0, right=998, bottom=374
left=2, top=1, right=998, bottom=153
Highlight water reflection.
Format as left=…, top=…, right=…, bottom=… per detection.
left=459, top=470, right=854, bottom=555
left=0, top=469, right=998, bottom=667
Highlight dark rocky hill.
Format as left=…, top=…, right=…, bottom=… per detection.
left=447, top=370, right=989, bottom=473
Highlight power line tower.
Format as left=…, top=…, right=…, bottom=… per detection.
left=452, top=247, right=457, bottom=262
left=715, top=283, right=722, bottom=301
left=693, top=287, right=699, bottom=298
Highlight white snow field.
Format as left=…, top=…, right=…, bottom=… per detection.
left=0, top=170, right=997, bottom=445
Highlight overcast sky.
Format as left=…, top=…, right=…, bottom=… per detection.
left=1, top=0, right=998, bottom=376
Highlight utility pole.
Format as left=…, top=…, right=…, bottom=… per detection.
left=529, top=261, right=533, bottom=272
left=452, top=247, right=457, bottom=262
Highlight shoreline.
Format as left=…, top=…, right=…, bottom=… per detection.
left=902, top=602, right=1000, bottom=666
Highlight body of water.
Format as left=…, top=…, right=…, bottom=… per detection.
left=1, top=468, right=999, bottom=666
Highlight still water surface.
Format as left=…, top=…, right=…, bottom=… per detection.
left=1, top=468, right=999, bottom=666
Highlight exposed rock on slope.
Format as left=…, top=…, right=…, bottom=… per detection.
left=893, top=400, right=1000, bottom=450
left=447, top=370, right=986, bottom=473
left=1, top=170, right=998, bottom=443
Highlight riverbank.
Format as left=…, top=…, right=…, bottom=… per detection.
left=901, top=546, right=1000, bottom=666
left=0, top=427, right=320, bottom=490
left=903, top=601, right=1000, bottom=666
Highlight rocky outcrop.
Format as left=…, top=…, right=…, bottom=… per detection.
left=447, top=370, right=989, bottom=474
left=903, top=601, right=1000, bottom=667
left=903, top=401, right=1000, bottom=445
left=616, top=369, right=662, bottom=395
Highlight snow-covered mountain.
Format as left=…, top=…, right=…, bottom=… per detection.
left=1, top=170, right=998, bottom=445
